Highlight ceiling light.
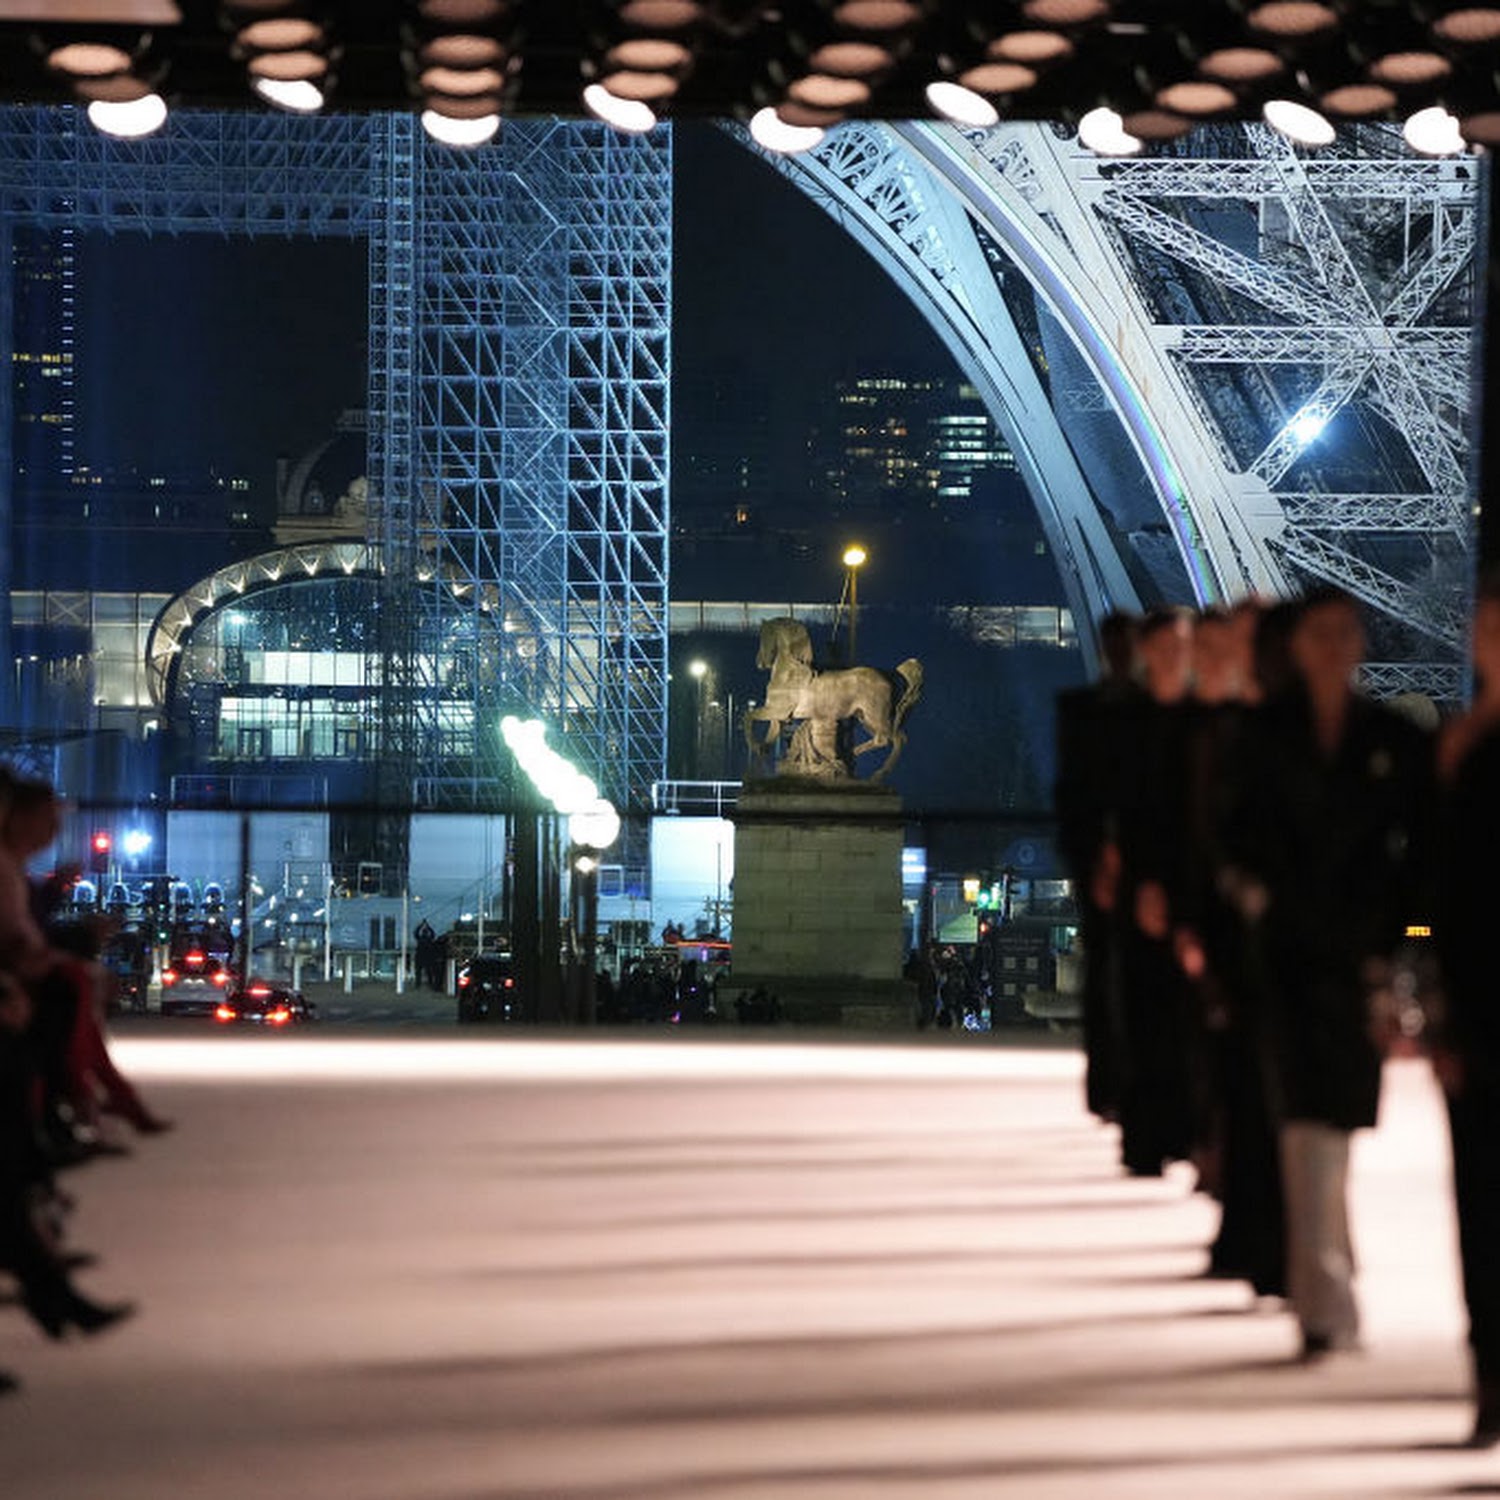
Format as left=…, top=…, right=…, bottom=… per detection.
left=749, top=104, right=825, bottom=154
left=925, top=79, right=1000, bottom=127
left=420, top=108, right=500, bottom=146
left=421, top=34, right=506, bottom=68
left=957, top=61, right=1039, bottom=95
left=87, top=92, right=168, bottom=139
left=1262, top=97, right=1336, bottom=145
left=1368, top=51, right=1452, bottom=86
left=248, top=49, right=327, bottom=83
left=418, top=0, right=509, bottom=22
left=598, top=69, right=680, bottom=101
left=47, top=42, right=133, bottom=77
left=988, top=31, right=1074, bottom=64
left=582, top=81, right=657, bottom=133
left=789, top=74, right=872, bottom=109
left=832, top=0, right=923, bottom=29
left=1247, top=2, right=1340, bottom=37
left=618, top=0, right=703, bottom=24
left=1320, top=82, right=1396, bottom=116
left=1197, top=47, right=1284, bottom=83
left=606, top=38, right=692, bottom=71
left=1431, top=8, right=1500, bottom=44
left=237, top=18, right=323, bottom=51
left=253, top=75, right=324, bottom=112
left=1121, top=107, right=1193, bottom=141
left=1021, top=0, right=1109, bottom=21
left=1078, top=105, right=1142, bottom=155
left=806, top=41, right=895, bottom=77
left=424, top=91, right=503, bottom=119
left=1156, top=80, right=1237, bottom=114
left=419, top=65, right=504, bottom=96
left=1404, top=104, right=1465, bottom=154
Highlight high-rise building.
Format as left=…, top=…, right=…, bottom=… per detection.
left=11, top=224, right=75, bottom=484
left=814, top=376, right=1016, bottom=512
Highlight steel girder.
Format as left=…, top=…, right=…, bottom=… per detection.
left=769, top=120, right=1480, bottom=704
left=0, top=106, right=670, bottom=811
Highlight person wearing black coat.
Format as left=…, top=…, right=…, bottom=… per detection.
left=1054, top=610, right=1140, bottom=1122
left=1222, top=587, right=1433, bottom=1360
left=1434, top=571, right=1500, bottom=1444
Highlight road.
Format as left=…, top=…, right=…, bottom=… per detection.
left=0, top=1038, right=1489, bottom=1499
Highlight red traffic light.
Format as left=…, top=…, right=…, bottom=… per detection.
left=91, top=831, right=112, bottom=854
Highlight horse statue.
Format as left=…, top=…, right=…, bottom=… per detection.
left=742, top=616, right=923, bottom=783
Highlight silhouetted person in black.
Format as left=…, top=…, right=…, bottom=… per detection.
left=1223, top=587, right=1432, bottom=1360
left=1054, top=609, right=1140, bottom=1121
left=1435, top=568, right=1500, bottom=1443
left=1113, top=607, right=1197, bottom=1176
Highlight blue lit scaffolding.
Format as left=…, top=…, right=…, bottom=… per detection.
left=0, top=106, right=671, bottom=811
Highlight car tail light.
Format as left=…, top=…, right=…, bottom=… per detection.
left=185, top=951, right=204, bottom=967
left=503, top=976, right=514, bottom=988
left=458, top=974, right=471, bottom=988
left=161, top=969, right=177, bottom=986
left=214, top=1004, right=237, bottom=1023
left=212, top=970, right=231, bottom=987
left=248, top=983, right=272, bottom=997
left=268, top=1006, right=292, bottom=1025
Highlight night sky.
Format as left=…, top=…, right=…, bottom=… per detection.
left=67, top=120, right=956, bottom=493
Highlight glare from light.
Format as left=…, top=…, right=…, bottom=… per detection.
left=749, top=105, right=825, bottom=154
left=925, top=80, right=1000, bottom=128
left=87, top=93, right=168, bottom=139
left=252, top=76, right=325, bottom=113
left=1291, top=411, right=1328, bottom=446
left=420, top=109, right=500, bottom=147
left=1403, top=105, right=1465, bottom=157
left=1262, top=98, right=1336, bottom=147
left=843, top=544, right=869, bottom=568
left=121, top=829, right=152, bottom=859
left=570, top=798, right=622, bottom=852
left=1078, top=106, right=1142, bottom=156
left=110, top=1035, right=1086, bottom=1085
left=582, top=82, right=657, bottom=134
left=688, top=658, right=708, bottom=678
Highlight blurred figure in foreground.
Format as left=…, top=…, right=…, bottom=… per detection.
left=1435, top=568, right=1500, bottom=1443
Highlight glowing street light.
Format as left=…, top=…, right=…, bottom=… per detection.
left=842, top=543, right=867, bottom=664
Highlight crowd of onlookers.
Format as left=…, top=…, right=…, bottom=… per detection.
left=1056, top=579, right=1500, bottom=1444
left=0, top=771, right=170, bottom=1396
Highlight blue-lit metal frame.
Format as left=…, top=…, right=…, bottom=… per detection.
left=0, top=106, right=670, bottom=809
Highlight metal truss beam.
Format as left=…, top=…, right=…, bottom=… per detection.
left=1279, top=492, right=1464, bottom=532
left=1100, top=155, right=1477, bottom=203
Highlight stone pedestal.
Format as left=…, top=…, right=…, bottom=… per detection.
left=726, top=780, right=913, bottom=1030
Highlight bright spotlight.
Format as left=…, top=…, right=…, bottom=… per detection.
left=925, top=80, right=1000, bottom=128
left=688, top=659, right=708, bottom=679
left=1403, top=105, right=1465, bottom=156
left=1262, top=98, right=1336, bottom=147
left=749, top=105, right=825, bottom=154
left=842, top=543, right=868, bottom=569
left=121, top=829, right=152, bottom=859
left=582, top=82, right=657, bottom=134
left=253, top=76, right=325, bottom=113
left=87, top=93, right=168, bottom=139
left=1291, top=411, right=1328, bottom=446
left=1078, top=106, right=1142, bottom=156
left=420, top=108, right=500, bottom=147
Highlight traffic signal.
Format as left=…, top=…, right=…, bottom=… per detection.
left=89, top=830, right=112, bottom=875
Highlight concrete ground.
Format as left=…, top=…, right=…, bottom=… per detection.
left=1, top=1035, right=1492, bottom=1500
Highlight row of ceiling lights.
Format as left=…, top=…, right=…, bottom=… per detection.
left=25, top=0, right=1500, bottom=158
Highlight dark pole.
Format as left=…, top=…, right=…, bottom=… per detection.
left=238, top=811, right=253, bottom=980
left=512, top=809, right=540, bottom=1024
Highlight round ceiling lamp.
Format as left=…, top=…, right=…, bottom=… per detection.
left=1263, top=96, right=1337, bottom=145
left=749, top=104, right=825, bottom=154
left=582, top=80, right=658, bottom=133
left=87, top=92, right=168, bottom=139
left=1078, top=105, right=1143, bottom=155
left=47, top=42, right=133, bottom=78
left=1404, top=104, right=1466, bottom=154
left=925, top=79, right=1001, bottom=127
left=420, top=107, right=500, bottom=146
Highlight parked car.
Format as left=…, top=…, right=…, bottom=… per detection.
left=214, top=978, right=315, bottom=1028
left=457, top=951, right=521, bottom=1024
left=159, top=946, right=235, bottom=1017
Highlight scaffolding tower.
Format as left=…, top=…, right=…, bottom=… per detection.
left=0, top=106, right=671, bottom=811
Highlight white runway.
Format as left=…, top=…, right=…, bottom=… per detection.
left=0, top=1037, right=1490, bottom=1499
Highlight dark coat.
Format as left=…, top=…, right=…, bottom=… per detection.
left=1227, top=689, right=1433, bottom=1129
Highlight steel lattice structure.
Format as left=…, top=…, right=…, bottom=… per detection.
left=0, top=106, right=670, bottom=810
left=763, top=121, right=1482, bottom=703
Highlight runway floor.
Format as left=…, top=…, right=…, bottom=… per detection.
left=0, top=1034, right=1490, bottom=1499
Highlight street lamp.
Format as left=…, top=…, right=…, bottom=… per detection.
left=688, top=658, right=709, bottom=778
left=842, top=544, right=867, bottom=665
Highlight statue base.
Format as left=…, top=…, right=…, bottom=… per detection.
left=725, top=779, right=914, bottom=1030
